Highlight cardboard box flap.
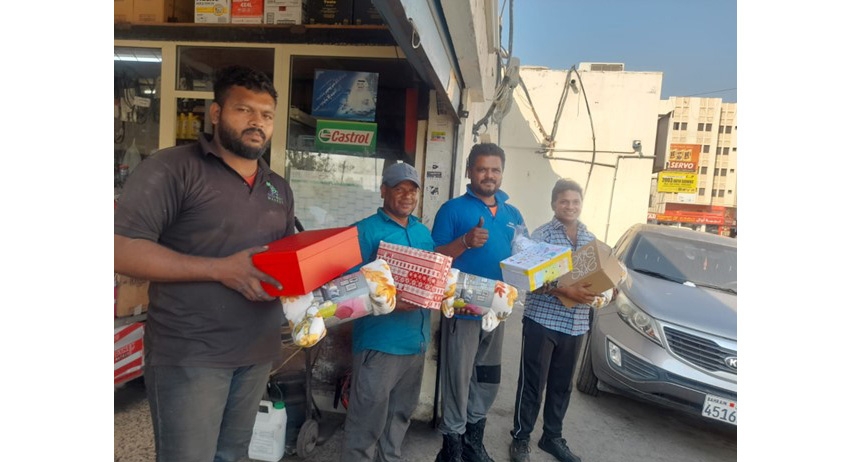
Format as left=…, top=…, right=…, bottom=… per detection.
left=556, top=239, right=625, bottom=307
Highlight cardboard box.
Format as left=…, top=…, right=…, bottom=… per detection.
left=376, top=241, right=453, bottom=310
left=253, top=227, right=362, bottom=296
left=115, top=0, right=134, bottom=22
left=555, top=239, right=627, bottom=307
left=306, top=0, right=352, bottom=25
left=134, top=0, right=194, bottom=23
left=231, top=0, right=262, bottom=23
left=115, top=322, right=144, bottom=384
left=500, top=242, right=573, bottom=292
left=195, top=0, right=231, bottom=23
left=115, top=274, right=150, bottom=318
left=264, top=0, right=305, bottom=24
left=352, top=0, right=382, bottom=25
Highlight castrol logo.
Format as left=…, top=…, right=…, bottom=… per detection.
left=317, top=128, right=374, bottom=146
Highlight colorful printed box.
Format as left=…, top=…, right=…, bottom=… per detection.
left=376, top=241, right=453, bottom=310
left=499, top=242, right=573, bottom=292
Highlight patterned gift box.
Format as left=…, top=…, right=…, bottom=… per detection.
left=499, top=242, right=573, bottom=291
left=376, top=241, right=453, bottom=310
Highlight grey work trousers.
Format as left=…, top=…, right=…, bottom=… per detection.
left=438, top=316, right=505, bottom=435
left=341, top=350, right=425, bottom=462
left=144, top=362, right=272, bottom=462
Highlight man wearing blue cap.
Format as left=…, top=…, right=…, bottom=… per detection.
left=340, top=161, right=436, bottom=462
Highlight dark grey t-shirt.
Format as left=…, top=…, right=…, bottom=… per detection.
left=114, top=134, right=295, bottom=367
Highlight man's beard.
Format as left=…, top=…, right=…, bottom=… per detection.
left=218, top=121, right=270, bottom=160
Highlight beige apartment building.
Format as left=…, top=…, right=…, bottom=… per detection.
left=650, top=97, right=738, bottom=236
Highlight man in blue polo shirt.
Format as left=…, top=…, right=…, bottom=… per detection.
left=340, top=162, right=435, bottom=462
left=431, top=143, right=526, bottom=462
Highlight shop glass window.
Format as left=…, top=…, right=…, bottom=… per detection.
left=285, top=56, right=424, bottom=231
left=114, top=46, right=162, bottom=194
left=177, top=46, right=274, bottom=91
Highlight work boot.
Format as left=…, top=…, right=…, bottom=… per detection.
left=538, top=436, right=582, bottom=462
left=509, top=438, right=531, bottom=462
left=435, top=433, right=463, bottom=462
left=461, top=418, right=494, bottom=462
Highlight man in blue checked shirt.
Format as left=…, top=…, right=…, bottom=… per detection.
left=509, top=179, right=600, bottom=462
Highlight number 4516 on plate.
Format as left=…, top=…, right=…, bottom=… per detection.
left=702, top=394, right=736, bottom=425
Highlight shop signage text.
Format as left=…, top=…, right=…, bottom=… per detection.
left=668, top=144, right=701, bottom=172
left=315, top=119, right=377, bottom=154
left=657, top=171, right=698, bottom=193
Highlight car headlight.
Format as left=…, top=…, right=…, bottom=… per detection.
left=614, top=291, right=662, bottom=346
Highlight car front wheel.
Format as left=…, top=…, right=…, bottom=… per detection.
left=575, top=332, right=599, bottom=396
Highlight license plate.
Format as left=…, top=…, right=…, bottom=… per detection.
left=702, top=394, right=737, bottom=425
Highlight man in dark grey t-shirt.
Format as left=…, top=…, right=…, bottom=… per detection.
left=114, top=65, right=295, bottom=462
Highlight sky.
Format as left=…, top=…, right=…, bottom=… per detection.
left=504, top=0, right=737, bottom=102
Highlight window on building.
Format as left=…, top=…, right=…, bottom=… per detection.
left=719, top=125, right=725, bottom=132
left=727, top=126, right=733, bottom=133
left=712, top=189, right=718, bottom=197
left=727, top=190, right=733, bottom=194
left=699, top=188, right=705, bottom=196
left=703, top=144, right=710, bottom=153
left=716, top=147, right=721, bottom=155
left=700, top=166, right=708, bottom=174
left=732, top=147, right=737, bottom=152
left=718, top=190, right=725, bottom=198
left=673, top=122, right=679, bottom=130
left=730, top=169, right=735, bottom=173
left=681, top=122, right=688, bottom=130
left=698, top=123, right=705, bottom=131
left=706, top=123, right=713, bottom=131
left=723, top=147, right=730, bottom=155
left=714, top=168, right=719, bottom=176
left=721, top=168, right=727, bottom=176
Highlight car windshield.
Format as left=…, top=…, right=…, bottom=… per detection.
left=627, top=233, right=736, bottom=292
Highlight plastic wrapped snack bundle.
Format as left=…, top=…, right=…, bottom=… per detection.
left=441, top=271, right=519, bottom=332
left=280, top=259, right=397, bottom=347
left=441, top=269, right=460, bottom=318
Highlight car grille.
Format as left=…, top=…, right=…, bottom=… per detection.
left=664, top=327, right=737, bottom=375
left=618, top=347, right=660, bottom=381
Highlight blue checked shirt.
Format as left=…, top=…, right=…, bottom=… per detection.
left=523, top=218, right=596, bottom=336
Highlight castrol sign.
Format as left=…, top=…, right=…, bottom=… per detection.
left=315, top=119, right=377, bottom=154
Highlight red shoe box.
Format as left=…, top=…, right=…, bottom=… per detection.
left=253, top=226, right=362, bottom=296
left=376, top=241, right=453, bottom=310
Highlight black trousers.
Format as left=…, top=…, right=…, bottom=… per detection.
left=511, top=317, right=583, bottom=441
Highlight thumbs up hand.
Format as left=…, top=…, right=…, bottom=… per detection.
left=461, top=217, right=489, bottom=250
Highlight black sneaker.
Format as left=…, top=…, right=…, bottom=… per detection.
left=538, top=437, right=581, bottom=462
left=509, top=438, right=531, bottom=462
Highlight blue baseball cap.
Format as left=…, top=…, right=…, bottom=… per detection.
left=382, top=162, right=421, bottom=188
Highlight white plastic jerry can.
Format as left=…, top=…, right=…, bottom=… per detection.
left=248, top=400, right=287, bottom=462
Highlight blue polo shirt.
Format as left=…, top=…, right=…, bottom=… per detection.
left=431, top=185, right=525, bottom=281
left=349, top=208, right=435, bottom=355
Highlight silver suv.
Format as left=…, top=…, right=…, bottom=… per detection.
left=575, top=224, right=737, bottom=426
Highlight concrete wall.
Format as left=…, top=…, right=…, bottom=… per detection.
left=496, top=66, right=663, bottom=245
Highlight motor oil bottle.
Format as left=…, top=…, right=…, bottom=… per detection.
left=248, top=400, right=287, bottom=462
